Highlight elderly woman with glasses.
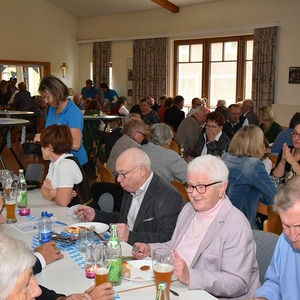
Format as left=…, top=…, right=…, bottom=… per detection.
left=191, top=111, right=230, bottom=159
left=133, top=155, right=259, bottom=300
left=273, top=121, right=300, bottom=179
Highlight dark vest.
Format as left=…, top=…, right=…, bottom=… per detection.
left=64, top=156, right=94, bottom=207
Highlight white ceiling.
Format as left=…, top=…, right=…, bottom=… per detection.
left=46, top=0, right=219, bottom=18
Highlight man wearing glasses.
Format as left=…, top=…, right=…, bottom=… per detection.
left=76, top=148, right=184, bottom=245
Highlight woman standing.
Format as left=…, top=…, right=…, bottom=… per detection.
left=222, top=125, right=277, bottom=228
left=34, top=75, right=88, bottom=169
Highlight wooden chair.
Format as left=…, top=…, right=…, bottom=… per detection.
left=169, top=140, right=179, bottom=154
left=170, top=181, right=190, bottom=202
left=36, top=117, right=45, bottom=133
left=266, top=153, right=279, bottom=169
left=96, top=162, right=115, bottom=183
left=263, top=205, right=283, bottom=235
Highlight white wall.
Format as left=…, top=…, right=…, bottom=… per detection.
left=0, top=0, right=78, bottom=89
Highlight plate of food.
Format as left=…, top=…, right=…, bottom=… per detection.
left=65, top=222, right=109, bottom=235
left=122, top=260, right=154, bottom=282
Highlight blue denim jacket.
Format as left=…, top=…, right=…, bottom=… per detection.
left=222, top=153, right=277, bottom=228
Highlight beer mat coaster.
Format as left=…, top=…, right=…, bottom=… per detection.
left=11, top=216, right=68, bottom=234
left=31, top=234, right=86, bottom=270
left=114, top=294, right=122, bottom=300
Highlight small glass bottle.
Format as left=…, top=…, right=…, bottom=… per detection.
left=107, top=224, right=122, bottom=285
left=156, top=282, right=169, bottom=300
left=16, top=169, right=27, bottom=208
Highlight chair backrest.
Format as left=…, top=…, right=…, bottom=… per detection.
left=91, top=182, right=124, bottom=213
left=169, top=140, right=179, bottom=154
left=253, top=229, right=279, bottom=283
left=263, top=205, right=283, bottom=235
left=266, top=153, right=278, bottom=169
left=25, top=163, right=45, bottom=184
left=170, top=181, right=190, bottom=202
left=96, top=162, right=115, bottom=183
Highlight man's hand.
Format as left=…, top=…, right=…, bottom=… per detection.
left=132, top=243, right=151, bottom=259
left=116, top=223, right=129, bottom=242
left=85, top=282, right=114, bottom=300
left=75, top=206, right=96, bottom=222
left=34, top=241, right=63, bottom=265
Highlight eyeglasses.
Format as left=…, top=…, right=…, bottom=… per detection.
left=136, top=131, right=146, bottom=137
left=291, top=130, right=300, bottom=139
left=113, top=165, right=141, bottom=180
left=184, top=181, right=222, bottom=194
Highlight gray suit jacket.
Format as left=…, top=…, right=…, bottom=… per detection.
left=151, top=196, right=260, bottom=300
left=120, top=173, right=184, bottom=245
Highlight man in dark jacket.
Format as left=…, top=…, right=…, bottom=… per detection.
left=75, top=148, right=184, bottom=245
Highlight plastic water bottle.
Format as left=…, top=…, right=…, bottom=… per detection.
left=107, top=224, right=122, bottom=285
left=16, top=169, right=27, bottom=208
left=38, top=211, right=53, bottom=244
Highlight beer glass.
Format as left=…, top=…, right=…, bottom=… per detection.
left=94, top=243, right=109, bottom=285
left=5, top=187, right=17, bottom=224
left=152, top=248, right=174, bottom=300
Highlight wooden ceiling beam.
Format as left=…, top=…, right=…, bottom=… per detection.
left=151, top=0, right=180, bottom=13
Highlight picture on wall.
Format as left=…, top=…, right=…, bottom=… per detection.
left=289, top=67, right=300, bottom=84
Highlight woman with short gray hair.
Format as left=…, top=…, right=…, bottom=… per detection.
left=0, top=233, right=41, bottom=299
left=142, top=123, right=187, bottom=182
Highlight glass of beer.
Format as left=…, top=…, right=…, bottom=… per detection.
left=5, top=187, right=17, bottom=224
left=152, top=248, right=174, bottom=300
left=93, top=243, right=109, bottom=285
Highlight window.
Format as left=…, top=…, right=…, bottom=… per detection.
left=174, top=35, right=253, bottom=110
left=0, top=60, right=50, bottom=96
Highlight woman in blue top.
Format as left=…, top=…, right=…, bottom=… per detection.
left=222, top=125, right=277, bottom=228
left=34, top=75, right=88, bottom=167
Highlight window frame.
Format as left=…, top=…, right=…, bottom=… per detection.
left=173, top=35, right=253, bottom=108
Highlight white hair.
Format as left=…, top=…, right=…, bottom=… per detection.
left=117, top=147, right=151, bottom=171
left=0, top=233, right=36, bottom=299
left=188, top=154, right=228, bottom=182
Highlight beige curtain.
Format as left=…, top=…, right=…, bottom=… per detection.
left=252, top=26, right=278, bottom=110
left=93, top=41, right=111, bottom=92
left=132, top=38, right=167, bottom=104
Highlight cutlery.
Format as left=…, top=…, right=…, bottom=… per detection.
left=170, top=289, right=179, bottom=296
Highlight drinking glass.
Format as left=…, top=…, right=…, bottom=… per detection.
left=78, top=229, right=94, bottom=253
left=152, top=248, right=174, bottom=300
left=5, top=186, right=17, bottom=224
left=0, top=170, right=13, bottom=193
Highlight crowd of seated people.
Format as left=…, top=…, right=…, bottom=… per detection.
left=4, top=79, right=300, bottom=299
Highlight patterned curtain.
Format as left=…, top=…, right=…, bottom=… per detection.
left=93, top=42, right=111, bottom=91
left=252, top=26, right=278, bottom=110
left=132, top=38, right=167, bottom=104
